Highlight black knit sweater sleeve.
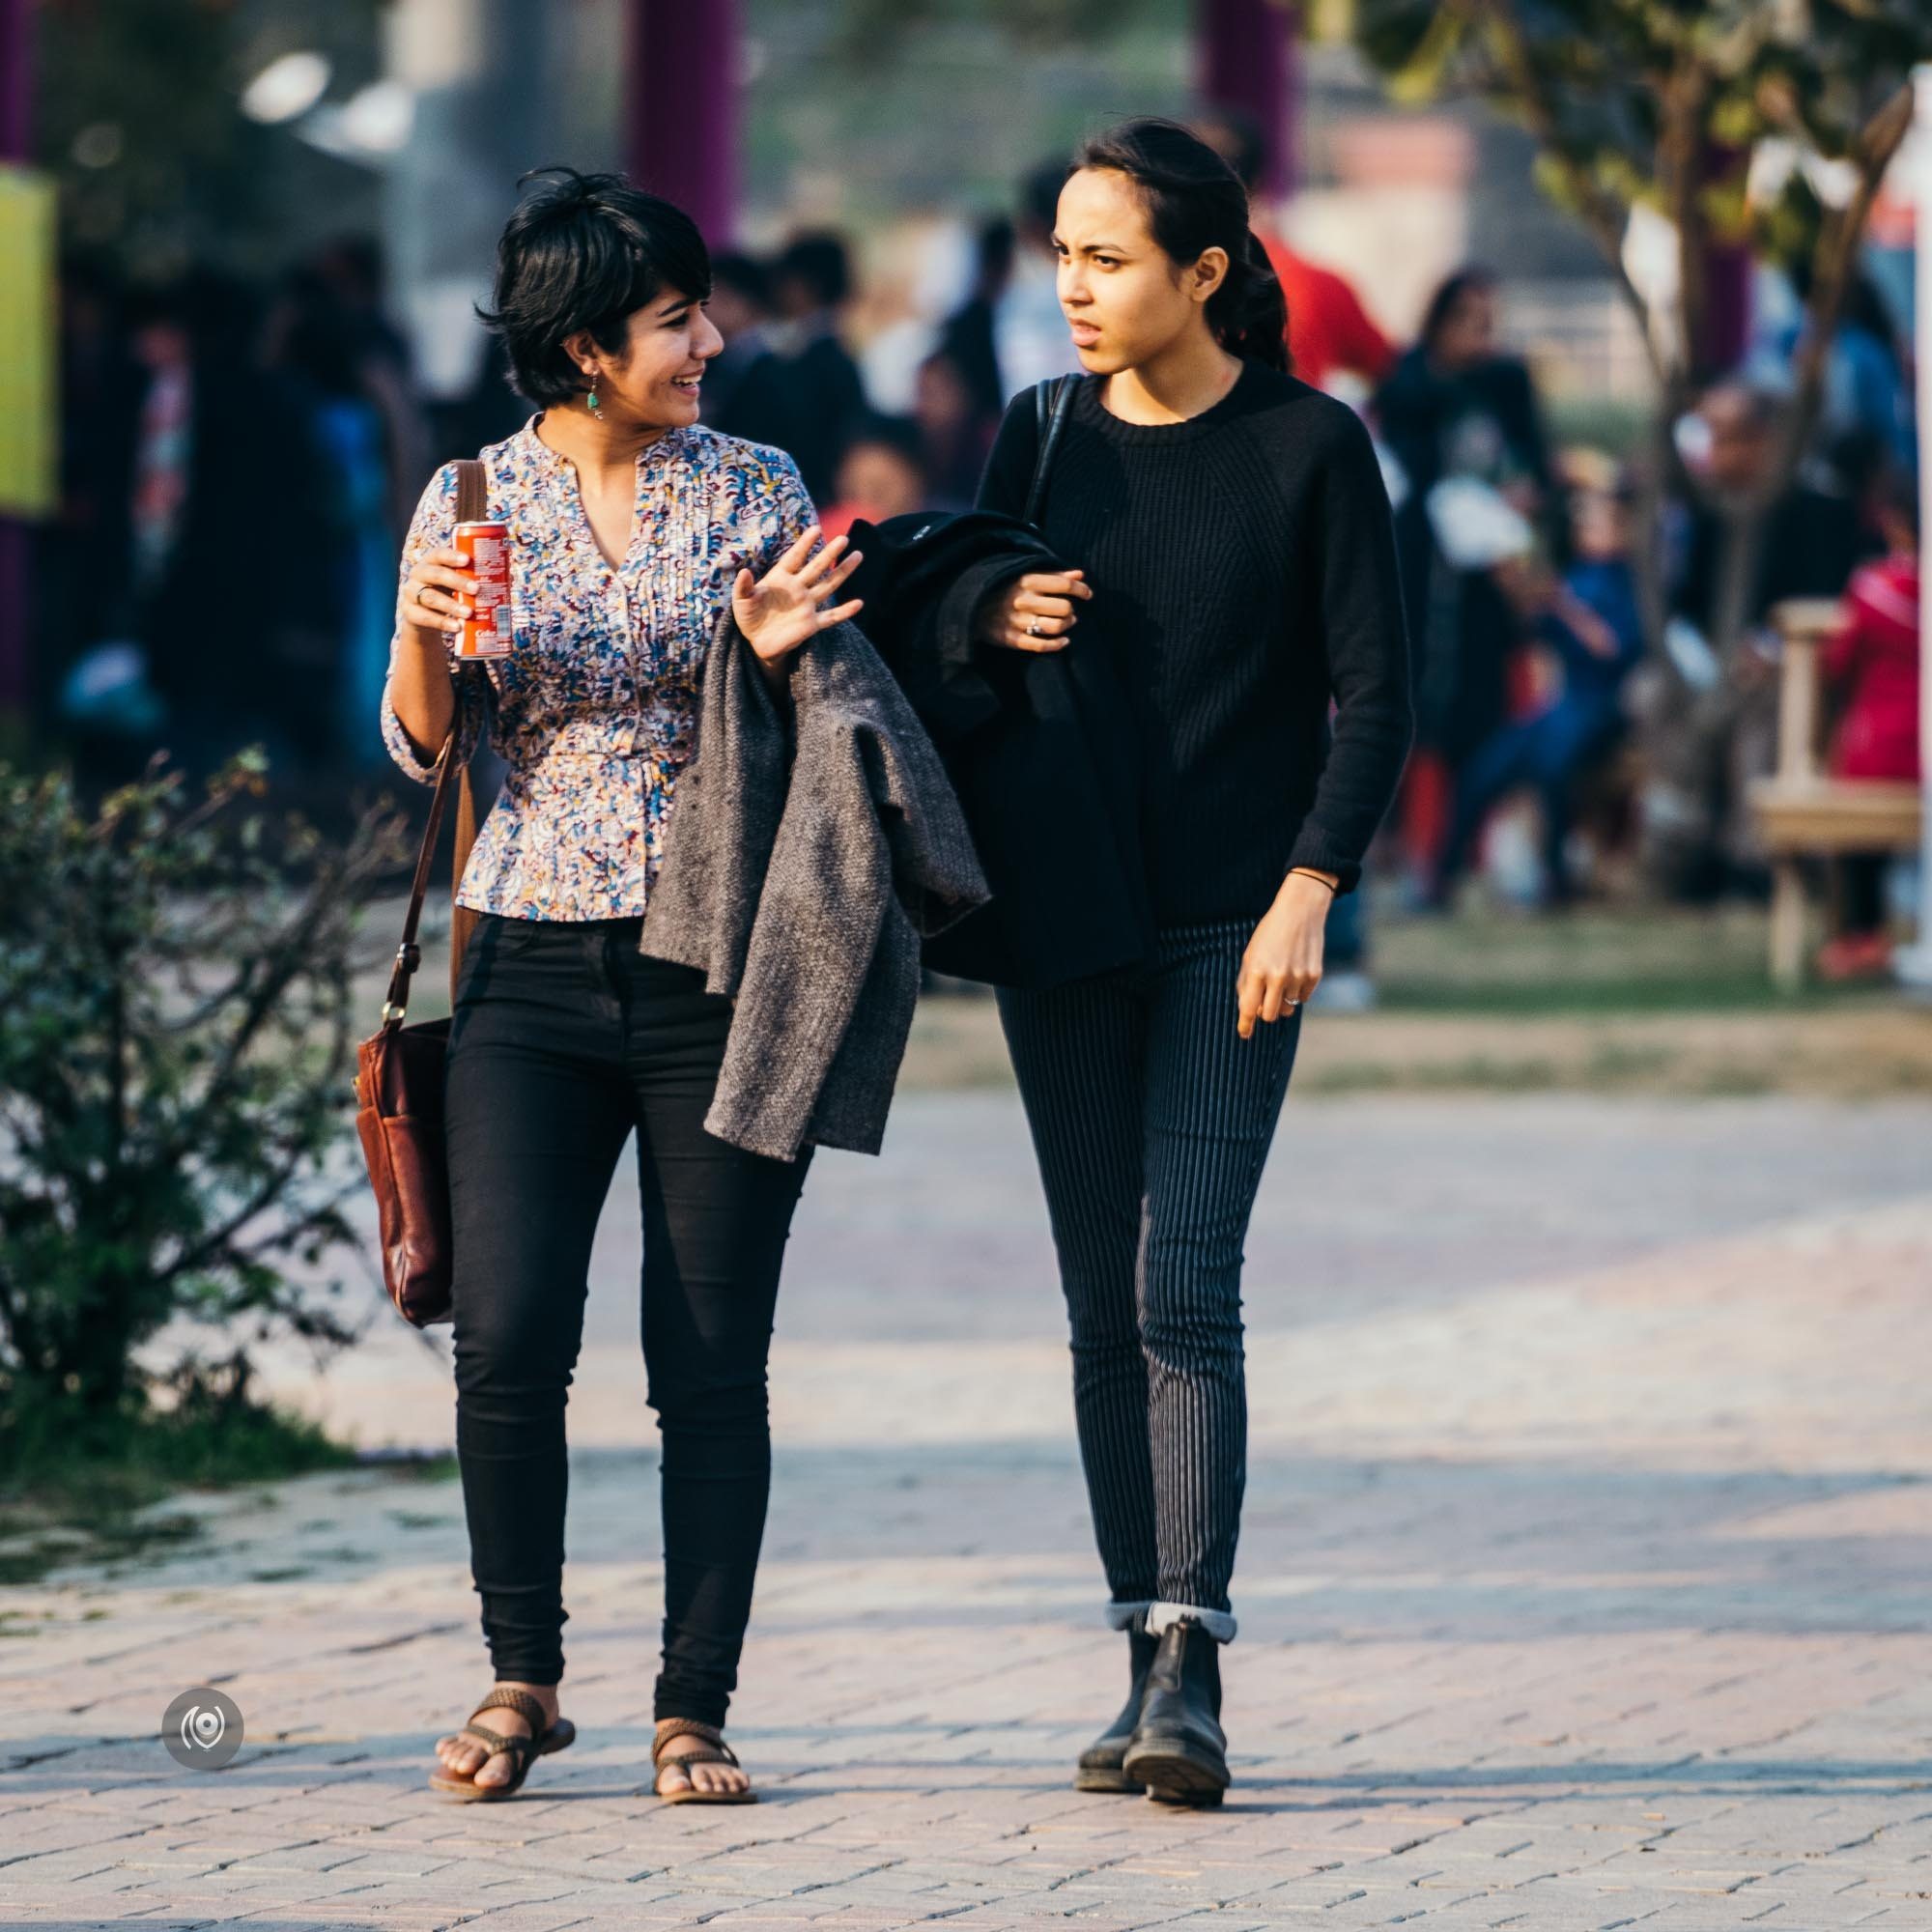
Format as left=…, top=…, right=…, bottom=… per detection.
left=1281, top=407, right=1413, bottom=894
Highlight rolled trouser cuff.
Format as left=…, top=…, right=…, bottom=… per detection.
left=1104, top=1599, right=1153, bottom=1634
left=1145, top=1600, right=1237, bottom=1643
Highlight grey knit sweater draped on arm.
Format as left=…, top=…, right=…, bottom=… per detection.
left=639, top=611, right=989, bottom=1162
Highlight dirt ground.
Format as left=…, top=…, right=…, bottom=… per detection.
left=902, top=987, right=1932, bottom=1098
left=362, top=897, right=1932, bottom=1101
left=902, top=902, right=1932, bottom=1100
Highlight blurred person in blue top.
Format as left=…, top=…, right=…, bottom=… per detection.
left=1424, top=461, right=1645, bottom=909
left=994, top=160, right=1089, bottom=397
left=264, top=268, right=396, bottom=771
left=1747, top=265, right=1916, bottom=482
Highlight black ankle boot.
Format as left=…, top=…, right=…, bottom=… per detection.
left=1073, top=1629, right=1158, bottom=1793
left=1122, top=1618, right=1228, bottom=1805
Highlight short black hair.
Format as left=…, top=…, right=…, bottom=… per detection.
left=478, top=166, right=712, bottom=407
left=974, top=214, right=1016, bottom=283
left=777, top=232, right=853, bottom=309
left=1418, top=265, right=1498, bottom=355
left=839, top=411, right=924, bottom=469
left=1698, top=377, right=1781, bottom=432
left=1020, top=158, right=1069, bottom=234
left=710, top=249, right=775, bottom=311
left=1870, top=458, right=1918, bottom=530
left=126, top=268, right=259, bottom=358
left=314, top=232, right=387, bottom=302
left=1194, top=106, right=1268, bottom=193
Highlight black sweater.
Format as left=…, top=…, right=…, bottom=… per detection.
left=977, top=362, right=1412, bottom=919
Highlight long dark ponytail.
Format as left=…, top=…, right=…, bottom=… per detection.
left=1072, top=116, right=1290, bottom=374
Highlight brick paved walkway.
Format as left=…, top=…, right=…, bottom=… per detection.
left=3, top=1094, right=1929, bottom=1930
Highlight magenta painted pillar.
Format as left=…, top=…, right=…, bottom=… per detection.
left=1693, top=142, right=1751, bottom=379
left=625, top=0, right=739, bottom=247
left=1196, top=0, right=1295, bottom=202
left=0, top=0, right=32, bottom=717
left=1697, top=242, right=1752, bottom=379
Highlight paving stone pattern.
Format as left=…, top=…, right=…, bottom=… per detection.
left=3, top=1094, right=1929, bottom=1929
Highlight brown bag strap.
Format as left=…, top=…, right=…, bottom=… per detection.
left=379, top=724, right=466, bottom=1029
left=380, top=458, right=488, bottom=1029
left=447, top=459, right=487, bottom=1003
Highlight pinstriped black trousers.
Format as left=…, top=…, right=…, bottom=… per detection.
left=996, top=921, right=1301, bottom=1644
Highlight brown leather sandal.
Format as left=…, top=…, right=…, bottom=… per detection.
left=428, top=1687, right=576, bottom=1802
left=652, top=1718, right=757, bottom=1805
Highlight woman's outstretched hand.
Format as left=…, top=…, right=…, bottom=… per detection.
left=1236, top=870, right=1337, bottom=1038
left=733, top=526, right=864, bottom=666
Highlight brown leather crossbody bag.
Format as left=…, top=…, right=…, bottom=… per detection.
left=353, top=458, right=489, bottom=1327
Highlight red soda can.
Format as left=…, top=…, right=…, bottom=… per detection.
left=452, top=521, right=512, bottom=658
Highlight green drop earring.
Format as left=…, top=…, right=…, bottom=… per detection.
left=585, top=384, right=602, bottom=417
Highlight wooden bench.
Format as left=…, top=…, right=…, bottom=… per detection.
left=1748, top=596, right=1921, bottom=988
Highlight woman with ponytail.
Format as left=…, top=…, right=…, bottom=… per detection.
left=967, top=117, right=1412, bottom=1805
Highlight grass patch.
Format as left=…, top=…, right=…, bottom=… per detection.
left=387, top=1509, right=451, bottom=1530
left=0, top=1382, right=356, bottom=1586
left=1544, top=395, right=1654, bottom=459
left=904, top=898, right=1932, bottom=1099
left=1372, top=963, right=1877, bottom=1015
left=1301, top=1055, right=1566, bottom=1095
left=1370, top=901, right=1889, bottom=1014
left=358, top=1446, right=460, bottom=1482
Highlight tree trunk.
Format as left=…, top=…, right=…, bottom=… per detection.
left=1630, top=375, right=1774, bottom=898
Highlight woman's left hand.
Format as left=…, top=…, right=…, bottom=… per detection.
left=733, top=526, right=865, bottom=666
left=1236, top=872, right=1335, bottom=1038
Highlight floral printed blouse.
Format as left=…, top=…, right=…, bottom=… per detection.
left=381, top=415, right=814, bottom=921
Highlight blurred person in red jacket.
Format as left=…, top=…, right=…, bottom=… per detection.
left=817, top=413, right=927, bottom=539
left=1817, top=467, right=1921, bottom=980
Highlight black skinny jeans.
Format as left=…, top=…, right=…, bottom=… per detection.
left=444, top=914, right=811, bottom=1725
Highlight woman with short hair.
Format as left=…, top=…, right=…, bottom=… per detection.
left=385, top=168, right=865, bottom=1805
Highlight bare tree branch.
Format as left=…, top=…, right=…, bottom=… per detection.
left=1474, top=0, right=1667, bottom=383
left=232, top=1179, right=363, bottom=1268
left=1773, top=78, right=1917, bottom=498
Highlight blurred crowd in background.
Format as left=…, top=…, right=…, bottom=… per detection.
left=33, top=100, right=1924, bottom=988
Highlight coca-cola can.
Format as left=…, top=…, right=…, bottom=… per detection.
left=452, top=521, right=512, bottom=658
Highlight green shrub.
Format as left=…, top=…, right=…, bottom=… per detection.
left=0, top=754, right=405, bottom=1441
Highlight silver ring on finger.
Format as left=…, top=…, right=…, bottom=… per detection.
left=1027, top=619, right=1044, bottom=638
